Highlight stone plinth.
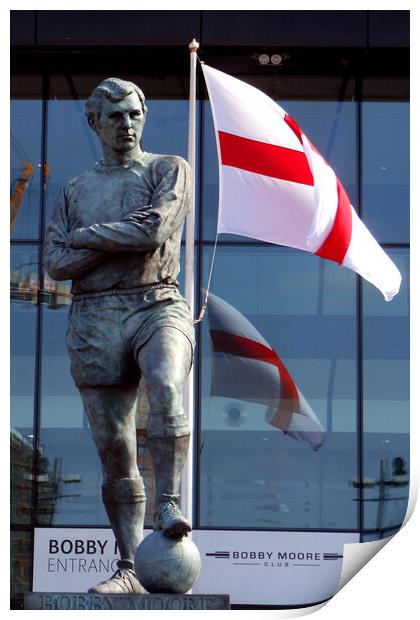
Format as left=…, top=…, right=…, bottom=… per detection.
left=24, top=592, right=230, bottom=610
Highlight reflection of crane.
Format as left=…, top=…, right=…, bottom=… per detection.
left=10, top=161, right=33, bottom=230
left=10, top=134, right=50, bottom=231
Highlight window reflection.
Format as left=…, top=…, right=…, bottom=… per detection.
left=199, top=245, right=358, bottom=529
left=11, top=246, right=38, bottom=526
left=10, top=100, right=42, bottom=240
left=11, top=531, right=32, bottom=601
left=10, top=70, right=410, bottom=540
left=45, top=98, right=101, bottom=224
left=11, top=246, right=38, bottom=431
left=362, top=249, right=409, bottom=533
left=362, top=102, right=409, bottom=243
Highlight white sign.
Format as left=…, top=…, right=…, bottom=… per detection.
left=192, top=530, right=359, bottom=606
left=33, top=528, right=121, bottom=593
left=33, top=528, right=358, bottom=606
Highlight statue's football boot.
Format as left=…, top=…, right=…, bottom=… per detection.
left=88, top=559, right=146, bottom=594
left=154, top=500, right=192, bottom=538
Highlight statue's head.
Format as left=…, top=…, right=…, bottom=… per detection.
left=85, top=77, right=148, bottom=153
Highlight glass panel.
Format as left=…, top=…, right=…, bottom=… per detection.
left=362, top=101, right=409, bottom=243
left=10, top=99, right=42, bottom=240
left=10, top=245, right=38, bottom=527
left=199, top=245, right=358, bottom=529
left=11, top=246, right=38, bottom=431
left=44, top=97, right=101, bottom=225
left=202, top=81, right=357, bottom=241
left=362, top=249, right=410, bottom=534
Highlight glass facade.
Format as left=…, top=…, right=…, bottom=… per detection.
left=11, top=35, right=409, bottom=606
left=199, top=245, right=358, bottom=529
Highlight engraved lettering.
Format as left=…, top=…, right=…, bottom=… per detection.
left=92, top=595, right=106, bottom=610
left=76, top=595, right=89, bottom=609
left=185, top=596, right=199, bottom=609
left=101, top=596, right=113, bottom=610
left=130, top=596, right=145, bottom=610
left=57, top=594, right=72, bottom=610
left=168, top=597, right=182, bottom=610
left=151, top=597, right=164, bottom=610
left=42, top=594, right=55, bottom=610
left=204, top=597, right=215, bottom=610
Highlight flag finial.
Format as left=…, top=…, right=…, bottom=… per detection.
left=189, top=38, right=199, bottom=53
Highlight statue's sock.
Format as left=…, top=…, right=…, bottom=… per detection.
left=147, top=435, right=190, bottom=506
left=102, top=477, right=146, bottom=561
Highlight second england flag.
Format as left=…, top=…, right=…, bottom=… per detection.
left=202, top=64, right=401, bottom=302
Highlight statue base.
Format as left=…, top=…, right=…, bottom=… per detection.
left=24, top=592, right=230, bottom=610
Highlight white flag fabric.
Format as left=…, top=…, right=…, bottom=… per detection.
left=202, top=64, right=401, bottom=302
left=207, top=292, right=325, bottom=451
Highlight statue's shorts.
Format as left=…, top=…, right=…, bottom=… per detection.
left=66, top=285, right=195, bottom=388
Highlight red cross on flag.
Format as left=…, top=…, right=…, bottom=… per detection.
left=207, top=292, right=325, bottom=451
left=202, top=65, right=401, bottom=302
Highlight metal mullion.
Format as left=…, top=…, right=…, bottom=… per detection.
left=29, top=68, right=49, bottom=593
left=10, top=239, right=42, bottom=245
left=356, top=77, right=364, bottom=538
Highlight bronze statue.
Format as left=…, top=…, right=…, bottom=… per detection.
left=44, top=78, right=195, bottom=594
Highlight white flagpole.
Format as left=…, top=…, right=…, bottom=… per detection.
left=183, top=38, right=199, bottom=528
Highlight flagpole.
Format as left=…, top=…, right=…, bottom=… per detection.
left=183, top=38, right=199, bottom=528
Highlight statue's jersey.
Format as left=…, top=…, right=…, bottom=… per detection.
left=44, top=153, right=191, bottom=296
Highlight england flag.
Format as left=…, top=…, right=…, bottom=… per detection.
left=202, top=64, right=401, bottom=302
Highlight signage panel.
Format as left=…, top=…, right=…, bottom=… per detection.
left=33, top=528, right=359, bottom=606
left=192, top=529, right=359, bottom=606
